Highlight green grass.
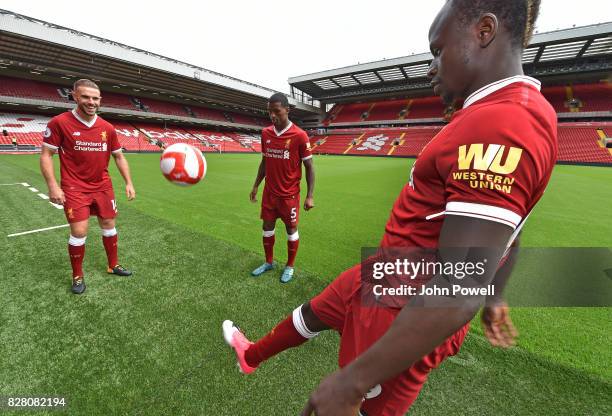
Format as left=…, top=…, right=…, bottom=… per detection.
left=0, top=153, right=610, bottom=415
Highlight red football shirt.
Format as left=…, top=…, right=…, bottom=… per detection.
left=261, top=121, right=313, bottom=197
left=43, top=110, right=122, bottom=192
left=382, top=76, right=558, bottom=249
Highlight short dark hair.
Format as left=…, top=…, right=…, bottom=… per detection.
left=73, top=79, right=100, bottom=92
left=450, top=0, right=541, bottom=49
left=268, top=92, right=289, bottom=108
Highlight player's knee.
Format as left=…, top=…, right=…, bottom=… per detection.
left=262, top=220, right=275, bottom=231
left=286, top=226, right=298, bottom=237
left=99, top=218, right=115, bottom=229
left=69, top=222, right=88, bottom=238
left=300, top=302, right=330, bottom=333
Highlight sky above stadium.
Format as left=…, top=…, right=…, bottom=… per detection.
left=2, top=0, right=611, bottom=93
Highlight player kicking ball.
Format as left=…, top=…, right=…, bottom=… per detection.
left=225, top=0, right=556, bottom=414
left=249, top=93, right=315, bottom=283
left=40, top=79, right=136, bottom=294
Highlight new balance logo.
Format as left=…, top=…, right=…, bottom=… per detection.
left=72, top=132, right=81, bottom=136
left=458, top=143, right=523, bottom=174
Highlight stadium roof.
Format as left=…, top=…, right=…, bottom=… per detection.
left=0, top=9, right=320, bottom=118
left=289, top=22, right=612, bottom=103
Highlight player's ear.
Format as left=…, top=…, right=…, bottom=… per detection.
left=477, top=13, right=498, bottom=48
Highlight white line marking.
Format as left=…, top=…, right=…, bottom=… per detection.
left=2, top=181, right=62, bottom=209
left=7, top=224, right=69, bottom=238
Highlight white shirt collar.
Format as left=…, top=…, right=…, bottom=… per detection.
left=463, top=75, right=541, bottom=109
left=71, top=109, right=98, bottom=128
left=274, top=121, right=293, bottom=137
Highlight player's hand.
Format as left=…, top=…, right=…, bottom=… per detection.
left=126, top=184, right=136, bottom=201
left=481, top=301, right=518, bottom=348
left=301, top=369, right=363, bottom=416
left=250, top=186, right=258, bottom=203
left=304, top=196, right=315, bottom=211
left=48, top=185, right=65, bottom=205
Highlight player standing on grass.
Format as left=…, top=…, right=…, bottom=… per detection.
left=249, top=93, right=315, bottom=283
left=224, top=0, right=557, bottom=415
left=40, top=79, right=135, bottom=295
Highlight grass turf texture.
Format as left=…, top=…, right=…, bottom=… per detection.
left=0, top=153, right=610, bottom=416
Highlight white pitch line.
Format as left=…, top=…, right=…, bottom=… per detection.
left=38, top=193, right=49, bottom=200
left=0, top=183, right=25, bottom=186
left=29, top=187, right=39, bottom=193
left=49, top=202, right=63, bottom=209
left=7, top=223, right=69, bottom=238
left=22, top=183, right=30, bottom=187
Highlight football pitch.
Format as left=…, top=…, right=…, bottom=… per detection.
left=1, top=153, right=610, bottom=415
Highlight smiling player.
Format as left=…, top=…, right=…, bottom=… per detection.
left=40, top=79, right=136, bottom=294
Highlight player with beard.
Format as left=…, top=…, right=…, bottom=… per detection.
left=40, top=79, right=135, bottom=294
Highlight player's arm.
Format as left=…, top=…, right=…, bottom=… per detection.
left=303, top=157, right=315, bottom=211
left=40, top=145, right=65, bottom=205
left=112, top=151, right=135, bottom=200
left=250, top=157, right=265, bottom=203
left=482, top=234, right=520, bottom=347
left=302, top=216, right=514, bottom=415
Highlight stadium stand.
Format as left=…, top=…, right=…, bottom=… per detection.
left=0, top=111, right=261, bottom=154
left=571, top=82, right=611, bottom=112
left=0, top=75, right=65, bottom=101
left=325, top=96, right=450, bottom=124
left=556, top=123, right=612, bottom=164
left=308, top=124, right=612, bottom=164
left=1, top=109, right=610, bottom=164
left=0, top=76, right=268, bottom=126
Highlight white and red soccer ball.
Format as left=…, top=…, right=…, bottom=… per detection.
left=160, top=143, right=207, bottom=186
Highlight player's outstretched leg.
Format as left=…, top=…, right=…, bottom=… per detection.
left=281, top=230, right=299, bottom=283
left=223, top=303, right=326, bottom=374
left=68, top=234, right=87, bottom=294
left=252, top=229, right=276, bottom=276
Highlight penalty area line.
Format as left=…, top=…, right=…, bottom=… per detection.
left=7, top=224, right=69, bottom=238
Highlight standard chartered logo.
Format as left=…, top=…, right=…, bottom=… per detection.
left=458, top=144, right=523, bottom=174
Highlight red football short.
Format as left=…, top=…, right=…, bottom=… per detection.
left=63, top=188, right=118, bottom=223
left=260, top=190, right=300, bottom=227
left=310, top=264, right=469, bottom=416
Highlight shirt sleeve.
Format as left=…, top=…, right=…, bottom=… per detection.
left=110, top=127, right=122, bottom=153
left=441, top=105, right=545, bottom=230
left=260, top=131, right=266, bottom=154
left=42, top=118, right=62, bottom=151
left=299, top=132, right=313, bottom=161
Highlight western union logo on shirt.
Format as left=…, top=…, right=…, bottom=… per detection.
left=453, top=144, right=523, bottom=194
left=457, top=144, right=522, bottom=174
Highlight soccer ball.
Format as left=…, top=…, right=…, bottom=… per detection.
left=160, top=143, right=207, bottom=186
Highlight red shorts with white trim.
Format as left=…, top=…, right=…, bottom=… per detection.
left=63, top=188, right=117, bottom=223
left=260, top=190, right=300, bottom=227
left=310, top=264, right=469, bottom=416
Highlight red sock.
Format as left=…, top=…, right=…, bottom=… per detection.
left=68, top=242, right=85, bottom=278
left=102, top=231, right=118, bottom=268
left=287, top=235, right=299, bottom=267
left=244, top=314, right=308, bottom=368
left=263, top=233, right=275, bottom=264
